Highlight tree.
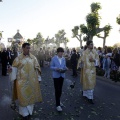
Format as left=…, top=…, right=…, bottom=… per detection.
left=49, top=37, right=55, bottom=43
left=27, top=39, right=33, bottom=45
left=0, top=33, right=2, bottom=37
left=96, top=25, right=111, bottom=48
left=55, top=30, right=66, bottom=47
left=62, top=37, right=69, bottom=49
left=116, top=14, right=120, bottom=25
left=44, top=36, right=50, bottom=48
left=36, top=32, right=44, bottom=47
left=72, top=26, right=83, bottom=47
left=113, top=43, right=120, bottom=48
left=27, top=38, right=38, bottom=50
left=80, top=2, right=111, bottom=42
left=27, top=32, right=44, bottom=50
left=0, top=32, right=2, bottom=40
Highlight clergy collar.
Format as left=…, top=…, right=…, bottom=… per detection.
left=87, top=48, right=94, bottom=53
left=23, top=53, right=29, bottom=56
left=21, top=53, right=33, bottom=59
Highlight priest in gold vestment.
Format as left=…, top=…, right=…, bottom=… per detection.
left=9, top=43, right=42, bottom=119
left=77, top=41, right=99, bottom=104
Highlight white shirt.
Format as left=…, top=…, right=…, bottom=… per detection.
left=57, top=56, right=63, bottom=65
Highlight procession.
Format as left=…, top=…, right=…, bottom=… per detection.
left=0, top=0, right=120, bottom=120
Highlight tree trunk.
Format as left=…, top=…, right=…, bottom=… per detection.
left=88, top=35, right=93, bottom=41
left=96, top=27, right=105, bottom=34
left=64, top=43, right=67, bottom=49
left=56, top=43, right=60, bottom=48
left=80, top=40, right=82, bottom=48
left=103, top=37, right=106, bottom=48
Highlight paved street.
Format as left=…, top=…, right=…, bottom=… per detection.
left=0, top=64, right=120, bottom=120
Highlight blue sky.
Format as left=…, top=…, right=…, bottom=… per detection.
left=0, top=0, right=120, bottom=48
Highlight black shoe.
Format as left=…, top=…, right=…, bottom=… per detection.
left=2, top=74, right=6, bottom=76
left=22, top=116, right=29, bottom=120
left=70, top=84, right=74, bottom=88
left=28, top=115, right=32, bottom=119
left=88, top=99, right=94, bottom=104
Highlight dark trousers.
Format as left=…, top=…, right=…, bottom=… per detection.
left=53, top=77, right=64, bottom=106
left=2, top=63, right=7, bottom=76
left=72, top=64, right=77, bottom=76
left=39, top=60, right=44, bottom=67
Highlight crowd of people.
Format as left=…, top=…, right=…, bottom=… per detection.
left=96, top=46, right=120, bottom=81
left=0, top=42, right=120, bottom=120
left=0, top=48, right=19, bottom=76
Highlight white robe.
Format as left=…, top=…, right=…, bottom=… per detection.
left=83, top=89, right=94, bottom=99
left=9, top=67, right=42, bottom=117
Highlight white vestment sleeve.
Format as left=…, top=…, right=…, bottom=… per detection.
left=9, top=67, right=17, bottom=81
left=38, top=75, right=42, bottom=81
left=94, top=59, right=99, bottom=66
left=36, top=70, right=42, bottom=81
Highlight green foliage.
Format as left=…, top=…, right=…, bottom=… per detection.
left=96, top=25, right=111, bottom=38
left=0, top=32, right=2, bottom=38
left=83, top=36, right=88, bottom=41
left=55, top=29, right=66, bottom=46
left=33, top=38, right=38, bottom=44
left=72, top=25, right=83, bottom=47
left=79, top=2, right=106, bottom=41
left=72, top=26, right=79, bottom=37
left=116, top=15, right=120, bottom=25
left=91, top=2, right=101, bottom=13
left=62, top=37, right=69, bottom=43
left=50, top=37, right=55, bottom=43
left=27, top=39, right=33, bottom=45
left=27, top=32, right=44, bottom=47
left=80, top=24, right=88, bottom=34
left=86, top=13, right=100, bottom=28
left=104, top=25, right=112, bottom=37
left=36, top=32, right=44, bottom=45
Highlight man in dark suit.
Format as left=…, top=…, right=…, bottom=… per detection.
left=0, top=51, right=1, bottom=63
left=7, top=48, right=12, bottom=65
left=70, top=49, right=78, bottom=77
left=1, top=48, right=8, bottom=76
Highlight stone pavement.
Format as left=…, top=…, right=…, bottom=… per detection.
left=0, top=64, right=120, bottom=120
left=96, top=76, right=120, bottom=86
